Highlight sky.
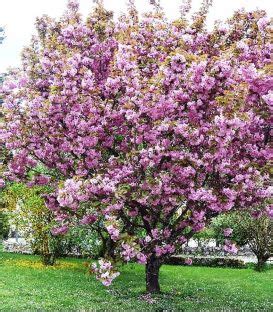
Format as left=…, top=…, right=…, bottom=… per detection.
left=0, top=0, right=272, bottom=72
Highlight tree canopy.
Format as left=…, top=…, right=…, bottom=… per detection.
left=1, top=0, right=272, bottom=292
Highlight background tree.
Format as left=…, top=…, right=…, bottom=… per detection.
left=63, top=226, right=104, bottom=258
left=4, top=183, right=63, bottom=265
left=212, top=212, right=273, bottom=271
left=191, top=227, right=215, bottom=247
left=1, top=0, right=272, bottom=292
left=211, top=213, right=249, bottom=247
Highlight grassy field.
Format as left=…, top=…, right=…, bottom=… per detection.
left=0, top=246, right=272, bottom=311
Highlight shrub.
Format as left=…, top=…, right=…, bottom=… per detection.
left=167, top=255, right=246, bottom=268
left=60, top=227, right=103, bottom=259
left=211, top=212, right=273, bottom=271
left=4, top=183, right=61, bottom=265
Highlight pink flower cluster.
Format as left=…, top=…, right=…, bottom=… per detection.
left=51, top=225, right=69, bottom=236
left=223, top=228, right=233, bottom=237
left=121, top=243, right=147, bottom=264
left=80, top=214, right=97, bottom=225
left=0, top=179, right=5, bottom=188
left=91, top=259, right=120, bottom=287
left=185, top=258, right=193, bottom=265
left=223, top=240, right=238, bottom=254
left=155, top=244, right=175, bottom=257
left=106, top=225, right=120, bottom=242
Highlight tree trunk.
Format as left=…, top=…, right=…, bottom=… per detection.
left=255, top=254, right=269, bottom=271
left=98, top=237, right=107, bottom=258
left=41, top=253, right=56, bottom=266
left=41, top=236, right=56, bottom=266
left=146, top=256, right=161, bottom=293
left=106, top=237, right=116, bottom=259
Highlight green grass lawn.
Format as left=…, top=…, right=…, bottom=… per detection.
left=0, top=246, right=272, bottom=311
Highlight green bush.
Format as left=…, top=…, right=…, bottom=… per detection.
left=59, top=226, right=103, bottom=259
left=166, top=255, right=246, bottom=268
left=4, top=183, right=61, bottom=265
left=211, top=212, right=273, bottom=271
left=210, top=213, right=248, bottom=246
left=4, top=183, right=105, bottom=260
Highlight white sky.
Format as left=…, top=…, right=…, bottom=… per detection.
left=0, top=0, right=272, bottom=72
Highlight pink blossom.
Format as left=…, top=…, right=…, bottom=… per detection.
left=55, top=213, right=69, bottom=222
left=136, top=253, right=147, bottom=264
left=178, top=236, right=187, bottom=244
left=106, top=225, right=120, bottom=241
left=266, top=205, right=273, bottom=219
left=144, top=235, right=152, bottom=243
left=257, top=17, right=270, bottom=32
left=121, top=243, right=136, bottom=261
left=164, top=244, right=175, bottom=254
left=185, top=258, right=193, bottom=265
left=224, top=240, right=238, bottom=254
left=0, top=179, right=5, bottom=188
left=92, top=259, right=120, bottom=286
left=51, top=225, right=69, bottom=236
left=80, top=214, right=97, bottom=225
left=163, top=229, right=171, bottom=238
left=155, top=246, right=164, bottom=257
left=151, top=229, right=159, bottom=239
left=223, top=228, right=233, bottom=237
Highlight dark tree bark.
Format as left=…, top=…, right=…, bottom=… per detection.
left=145, top=255, right=161, bottom=293
left=40, top=235, right=58, bottom=266
left=255, top=254, right=270, bottom=271
left=106, top=237, right=116, bottom=259
left=41, top=253, right=56, bottom=266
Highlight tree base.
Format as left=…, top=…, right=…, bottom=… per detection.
left=146, top=256, right=161, bottom=293
left=41, top=254, right=56, bottom=266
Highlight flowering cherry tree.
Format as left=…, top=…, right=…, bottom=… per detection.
left=1, top=0, right=272, bottom=292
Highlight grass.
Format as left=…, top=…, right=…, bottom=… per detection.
left=0, top=246, right=272, bottom=311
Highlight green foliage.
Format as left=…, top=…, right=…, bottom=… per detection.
left=4, top=183, right=60, bottom=265
left=3, top=183, right=104, bottom=262
left=211, top=212, right=249, bottom=246
left=193, top=227, right=215, bottom=241
left=61, top=227, right=103, bottom=259
left=211, top=212, right=273, bottom=270
left=0, top=181, right=9, bottom=240
left=0, top=211, right=9, bottom=239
